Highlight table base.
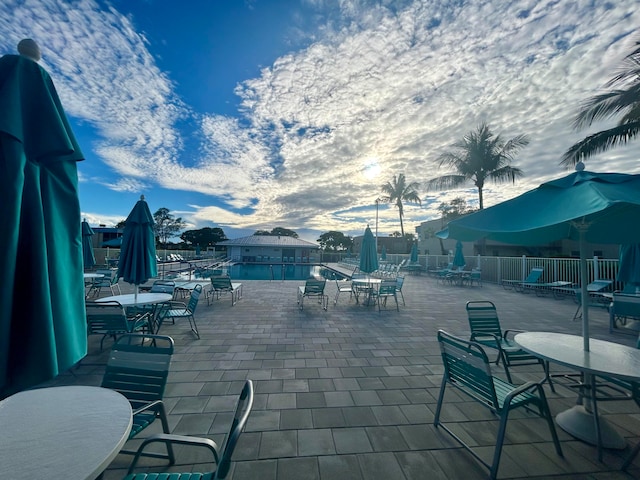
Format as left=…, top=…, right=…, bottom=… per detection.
left=556, top=405, right=627, bottom=450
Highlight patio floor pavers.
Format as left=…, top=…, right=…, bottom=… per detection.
left=41, top=275, right=640, bottom=479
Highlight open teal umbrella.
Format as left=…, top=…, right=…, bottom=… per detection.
left=438, top=165, right=640, bottom=451
left=452, top=240, right=465, bottom=268
left=82, top=219, right=96, bottom=269
left=380, top=245, right=387, bottom=261
left=439, top=166, right=640, bottom=350
left=0, top=41, right=87, bottom=397
left=117, top=195, right=158, bottom=301
left=102, top=237, right=123, bottom=247
left=359, top=226, right=379, bottom=274
left=410, top=243, right=418, bottom=263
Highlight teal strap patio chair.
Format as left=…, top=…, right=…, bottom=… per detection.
left=207, top=275, right=243, bottom=306
left=434, top=330, right=563, bottom=480
left=297, top=278, right=328, bottom=310
left=86, top=301, right=150, bottom=351
left=466, top=301, right=554, bottom=392
left=395, top=275, right=406, bottom=305
left=462, top=268, right=482, bottom=287
left=101, top=333, right=175, bottom=464
left=334, top=278, right=354, bottom=305
left=157, top=284, right=203, bottom=338
left=125, top=379, right=254, bottom=480
left=372, top=278, right=399, bottom=312
left=573, top=279, right=613, bottom=320
left=501, top=266, right=543, bottom=292
left=87, top=268, right=121, bottom=297
left=609, top=292, right=640, bottom=333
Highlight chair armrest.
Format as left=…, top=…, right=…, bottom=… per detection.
left=503, top=329, right=526, bottom=340
left=503, top=380, right=541, bottom=406
left=131, top=399, right=166, bottom=417
left=470, top=332, right=502, bottom=348
left=127, top=433, right=220, bottom=473
left=165, top=301, right=188, bottom=309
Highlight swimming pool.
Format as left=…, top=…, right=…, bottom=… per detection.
left=191, top=263, right=346, bottom=281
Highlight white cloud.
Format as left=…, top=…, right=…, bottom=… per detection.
left=2, top=0, right=639, bottom=238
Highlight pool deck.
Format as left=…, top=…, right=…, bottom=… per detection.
left=47, top=275, right=640, bottom=479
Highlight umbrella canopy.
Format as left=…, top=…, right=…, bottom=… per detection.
left=452, top=240, right=466, bottom=268
left=438, top=167, right=640, bottom=351
left=117, top=196, right=158, bottom=293
left=0, top=46, right=87, bottom=397
left=81, top=219, right=96, bottom=269
left=102, top=237, right=123, bottom=247
left=617, top=244, right=640, bottom=286
left=380, top=245, right=387, bottom=261
left=359, top=226, right=379, bottom=274
left=410, top=243, right=418, bottom=263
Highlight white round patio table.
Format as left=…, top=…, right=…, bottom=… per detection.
left=83, top=273, right=104, bottom=280
left=96, top=292, right=173, bottom=307
left=0, top=386, right=132, bottom=479
left=514, top=332, right=640, bottom=457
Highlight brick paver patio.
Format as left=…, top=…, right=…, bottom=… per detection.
left=48, top=273, right=640, bottom=479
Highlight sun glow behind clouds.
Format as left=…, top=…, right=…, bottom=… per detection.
left=362, top=158, right=381, bottom=180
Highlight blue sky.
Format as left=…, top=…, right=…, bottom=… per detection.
left=2, top=0, right=640, bottom=243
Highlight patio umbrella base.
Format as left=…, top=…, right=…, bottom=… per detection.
left=556, top=405, right=626, bottom=449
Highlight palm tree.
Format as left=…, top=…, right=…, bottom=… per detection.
left=380, top=173, right=421, bottom=237
left=426, top=123, right=528, bottom=209
left=562, top=39, right=640, bottom=166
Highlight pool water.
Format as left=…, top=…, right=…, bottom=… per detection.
left=191, top=264, right=345, bottom=281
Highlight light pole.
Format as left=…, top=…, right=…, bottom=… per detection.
left=375, top=198, right=381, bottom=253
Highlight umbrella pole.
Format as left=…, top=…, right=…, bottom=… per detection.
left=135, top=285, right=138, bottom=304
left=579, top=227, right=589, bottom=352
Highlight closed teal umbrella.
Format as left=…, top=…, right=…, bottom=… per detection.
left=0, top=43, right=86, bottom=397
left=452, top=240, right=465, bottom=268
left=82, top=219, right=96, bottom=269
left=359, top=226, right=379, bottom=274
left=617, top=244, right=640, bottom=287
left=410, top=243, right=418, bottom=263
left=117, top=196, right=158, bottom=300
left=380, top=245, right=387, bottom=261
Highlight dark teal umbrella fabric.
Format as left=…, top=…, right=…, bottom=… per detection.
left=102, top=237, right=123, bottom=247
left=438, top=168, right=640, bottom=351
left=452, top=240, right=466, bottom=267
left=359, top=226, right=379, bottom=274
left=117, top=196, right=157, bottom=292
left=617, top=244, right=640, bottom=286
left=82, top=219, right=96, bottom=269
left=410, top=243, right=418, bottom=263
left=380, top=245, right=387, bottom=261
left=0, top=53, right=86, bottom=397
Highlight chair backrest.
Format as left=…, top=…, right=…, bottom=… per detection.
left=215, top=379, right=255, bottom=479
left=151, top=280, right=176, bottom=295
left=378, top=279, right=397, bottom=295
left=612, top=292, right=640, bottom=318
left=437, top=330, right=499, bottom=410
left=211, top=275, right=233, bottom=291
left=101, top=333, right=174, bottom=410
left=95, top=269, right=114, bottom=287
left=304, top=278, right=326, bottom=294
left=188, top=284, right=203, bottom=313
left=396, top=275, right=405, bottom=290
left=466, top=300, right=502, bottom=338
left=524, top=267, right=544, bottom=283
left=86, top=301, right=129, bottom=333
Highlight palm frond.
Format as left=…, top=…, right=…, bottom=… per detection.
left=573, top=88, right=640, bottom=129
left=561, top=121, right=640, bottom=166
left=425, top=175, right=467, bottom=191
